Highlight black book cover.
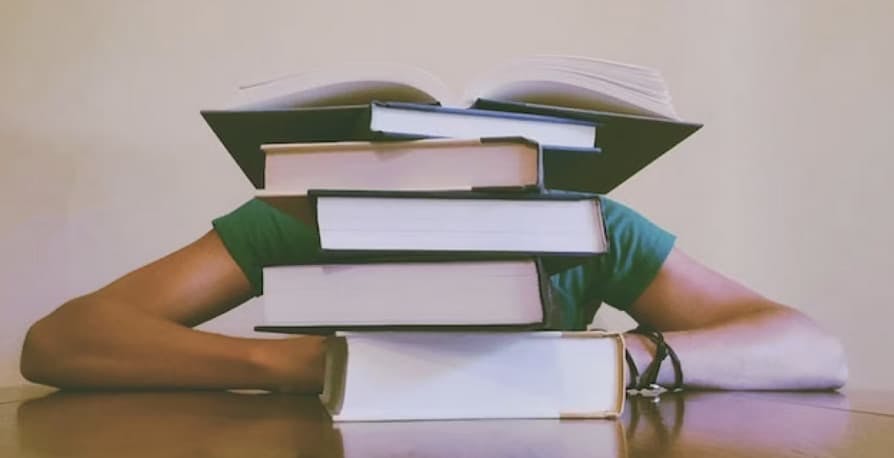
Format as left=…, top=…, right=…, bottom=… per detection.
left=201, top=105, right=378, bottom=189
left=473, top=98, right=703, bottom=193
left=372, top=101, right=598, bottom=141
left=201, top=103, right=603, bottom=191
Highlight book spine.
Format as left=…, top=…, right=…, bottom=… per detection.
left=536, top=258, right=564, bottom=330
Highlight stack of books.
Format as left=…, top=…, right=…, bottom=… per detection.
left=202, top=55, right=701, bottom=422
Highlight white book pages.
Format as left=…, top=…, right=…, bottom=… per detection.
left=316, top=196, right=606, bottom=254
left=229, top=61, right=448, bottom=109
left=262, top=260, right=543, bottom=326
left=224, top=55, right=678, bottom=119
left=325, top=331, right=624, bottom=421
left=262, top=138, right=540, bottom=194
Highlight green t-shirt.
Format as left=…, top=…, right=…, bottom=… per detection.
left=212, top=196, right=675, bottom=330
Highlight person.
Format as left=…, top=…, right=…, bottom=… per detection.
left=19, top=197, right=847, bottom=393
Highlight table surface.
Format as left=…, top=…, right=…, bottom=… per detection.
left=1, top=385, right=893, bottom=457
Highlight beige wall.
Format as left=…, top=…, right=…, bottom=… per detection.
left=1, top=0, right=891, bottom=389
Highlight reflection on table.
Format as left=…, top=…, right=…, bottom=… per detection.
left=8, top=388, right=894, bottom=457
left=14, top=390, right=624, bottom=458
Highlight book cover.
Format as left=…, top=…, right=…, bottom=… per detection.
left=473, top=98, right=703, bottom=193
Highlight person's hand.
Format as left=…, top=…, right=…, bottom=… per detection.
left=254, top=335, right=328, bottom=393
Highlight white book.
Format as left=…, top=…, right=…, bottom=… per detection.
left=321, top=331, right=626, bottom=422
left=257, top=191, right=608, bottom=256
left=260, top=259, right=550, bottom=329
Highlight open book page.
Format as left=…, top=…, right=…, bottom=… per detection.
left=498, top=55, right=668, bottom=90
left=228, top=61, right=450, bottom=110
left=464, top=56, right=679, bottom=119
left=225, top=56, right=680, bottom=119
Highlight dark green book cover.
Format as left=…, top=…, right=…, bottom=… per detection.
left=473, top=98, right=702, bottom=193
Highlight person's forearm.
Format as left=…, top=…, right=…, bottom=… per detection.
left=625, top=307, right=848, bottom=391
left=20, top=295, right=325, bottom=392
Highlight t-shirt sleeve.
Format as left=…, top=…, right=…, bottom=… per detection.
left=549, top=196, right=676, bottom=328
left=212, top=199, right=320, bottom=297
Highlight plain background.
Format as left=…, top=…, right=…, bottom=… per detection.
left=1, top=0, right=891, bottom=389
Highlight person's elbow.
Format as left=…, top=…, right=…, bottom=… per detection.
left=820, top=332, right=848, bottom=390
left=784, top=308, right=848, bottom=390
left=20, top=297, right=92, bottom=387
left=20, top=317, right=61, bottom=385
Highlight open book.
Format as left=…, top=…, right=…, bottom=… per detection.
left=228, top=55, right=681, bottom=120
left=205, top=55, right=700, bottom=192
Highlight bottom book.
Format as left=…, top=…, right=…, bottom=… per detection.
left=321, top=331, right=626, bottom=422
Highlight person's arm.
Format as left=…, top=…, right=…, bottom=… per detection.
left=624, top=248, right=848, bottom=391
left=20, top=230, right=325, bottom=392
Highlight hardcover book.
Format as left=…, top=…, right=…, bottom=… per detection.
left=256, top=258, right=572, bottom=332
left=202, top=55, right=699, bottom=192
left=321, top=330, right=626, bottom=421
left=257, top=190, right=609, bottom=258
left=260, top=137, right=544, bottom=194
left=201, top=103, right=598, bottom=189
left=473, top=98, right=702, bottom=193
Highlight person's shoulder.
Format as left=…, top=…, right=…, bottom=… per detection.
left=549, top=195, right=678, bottom=313
left=597, top=195, right=677, bottom=307
left=213, top=198, right=315, bottom=236
left=211, top=198, right=320, bottom=295
left=600, top=196, right=657, bottom=231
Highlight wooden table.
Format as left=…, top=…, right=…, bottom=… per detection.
left=1, top=385, right=892, bottom=457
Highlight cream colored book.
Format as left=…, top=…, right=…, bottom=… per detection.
left=321, top=331, right=626, bottom=422
left=260, top=137, right=541, bottom=195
